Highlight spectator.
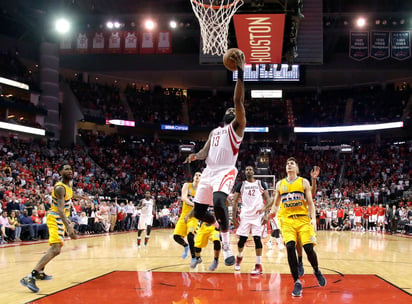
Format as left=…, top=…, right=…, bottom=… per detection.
left=19, top=209, right=37, bottom=241
left=160, top=205, right=171, bottom=228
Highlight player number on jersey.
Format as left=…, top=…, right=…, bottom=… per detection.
left=212, top=135, right=220, bottom=147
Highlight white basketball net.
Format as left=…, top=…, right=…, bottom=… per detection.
left=190, top=0, right=244, bottom=56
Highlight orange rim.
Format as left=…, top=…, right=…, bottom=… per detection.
left=191, top=0, right=241, bottom=10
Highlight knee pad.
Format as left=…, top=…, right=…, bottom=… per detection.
left=173, top=234, right=182, bottom=242
left=193, top=203, right=208, bottom=219
left=194, top=203, right=215, bottom=224
left=237, top=235, right=248, bottom=248
left=195, top=247, right=202, bottom=253
left=286, top=241, right=296, bottom=253
left=213, top=240, right=221, bottom=251
left=271, top=229, right=280, bottom=238
left=303, top=243, right=314, bottom=254
left=253, top=235, right=263, bottom=249
left=187, top=232, right=195, bottom=243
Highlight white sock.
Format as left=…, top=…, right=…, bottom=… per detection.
left=256, top=256, right=262, bottom=264
left=221, top=231, right=230, bottom=245
left=238, top=251, right=243, bottom=258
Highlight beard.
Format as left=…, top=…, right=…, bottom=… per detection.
left=223, top=113, right=235, bottom=124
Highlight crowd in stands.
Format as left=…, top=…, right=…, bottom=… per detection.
left=69, top=77, right=126, bottom=120
left=125, top=84, right=185, bottom=125
left=0, top=50, right=410, bottom=130
left=0, top=50, right=37, bottom=89
left=66, top=78, right=411, bottom=129
left=0, top=131, right=411, bottom=244
left=0, top=54, right=411, bottom=244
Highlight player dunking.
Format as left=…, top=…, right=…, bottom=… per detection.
left=185, top=49, right=246, bottom=266
left=136, top=190, right=156, bottom=247
left=232, top=166, right=272, bottom=274
left=173, top=172, right=201, bottom=259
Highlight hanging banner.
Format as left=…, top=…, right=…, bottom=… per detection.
left=370, top=31, right=390, bottom=60
left=59, top=36, right=73, bottom=54
left=391, top=31, right=411, bottom=61
left=123, top=31, right=139, bottom=54
left=140, top=31, right=155, bottom=54
left=233, top=14, right=285, bottom=64
left=91, top=32, right=106, bottom=54
left=76, top=33, right=89, bottom=54
left=349, top=31, right=369, bottom=61
left=156, top=31, right=172, bottom=54
left=108, top=31, right=122, bottom=53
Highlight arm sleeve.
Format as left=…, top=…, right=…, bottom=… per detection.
left=233, top=182, right=242, bottom=193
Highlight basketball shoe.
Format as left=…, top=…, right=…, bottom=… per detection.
left=314, top=271, right=327, bottom=286
left=292, top=279, right=302, bottom=297
left=20, top=276, right=39, bottom=293
left=251, top=264, right=263, bottom=275
left=234, top=256, right=243, bottom=271
left=222, top=244, right=235, bottom=266
left=208, top=259, right=219, bottom=271
left=190, top=257, right=202, bottom=269
left=35, top=272, right=53, bottom=280
left=182, top=245, right=189, bottom=259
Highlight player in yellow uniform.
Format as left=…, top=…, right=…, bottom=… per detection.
left=20, top=164, right=89, bottom=293
left=188, top=207, right=221, bottom=271
left=173, top=172, right=201, bottom=259
left=269, top=158, right=326, bottom=297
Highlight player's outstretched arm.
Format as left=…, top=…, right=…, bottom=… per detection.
left=231, top=50, right=246, bottom=137
left=303, top=178, right=317, bottom=231
left=184, top=131, right=212, bottom=163
left=310, top=166, right=320, bottom=197
left=231, top=191, right=241, bottom=227
left=181, top=182, right=193, bottom=206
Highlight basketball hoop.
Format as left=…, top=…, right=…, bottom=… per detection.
left=190, top=0, right=244, bottom=56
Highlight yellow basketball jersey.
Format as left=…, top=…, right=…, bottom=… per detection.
left=180, top=183, right=197, bottom=217
left=50, top=181, right=73, bottom=217
left=278, top=177, right=308, bottom=217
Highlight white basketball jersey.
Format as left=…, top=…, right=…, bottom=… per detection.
left=239, top=180, right=265, bottom=217
left=206, top=123, right=243, bottom=169
left=140, top=198, right=154, bottom=217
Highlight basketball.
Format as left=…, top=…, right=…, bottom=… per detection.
left=223, top=48, right=243, bottom=71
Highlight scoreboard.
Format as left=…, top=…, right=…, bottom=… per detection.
left=232, top=64, right=301, bottom=82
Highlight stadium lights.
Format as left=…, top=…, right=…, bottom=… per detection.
left=0, top=77, right=29, bottom=90
left=0, top=122, right=45, bottom=136
left=169, top=20, right=177, bottom=29
left=55, top=18, right=71, bottom=34
left=144, top=20, right=156, bottom=30
left=356, top=17, right=366, bottom=28
left=105, top=21, right=123, bottom=29
left=294, top=121, right=404, bottom=133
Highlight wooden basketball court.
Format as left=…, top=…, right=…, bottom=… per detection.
left=1, top=229, right=411, bottom=303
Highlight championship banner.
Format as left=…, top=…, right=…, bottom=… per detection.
left=140, top=31, right=155, bottom=54
left=59, top=36, right=73, bottom=54
left=370, top=31, right=390, bottom=60
left=123, top=31, right=139, bottom=54
left=91, top=32, right=105, bottom=54
left=391, top=31, right=411, bottom=61
left=76, top=32, right=89, bottom=54
left=156, top=31, right=172, bottom=54
left=233, top=14, right=285, bottom=64
left=349, top=31, right=369, bottom=61
left=107, top=31, right=122, bottom=53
